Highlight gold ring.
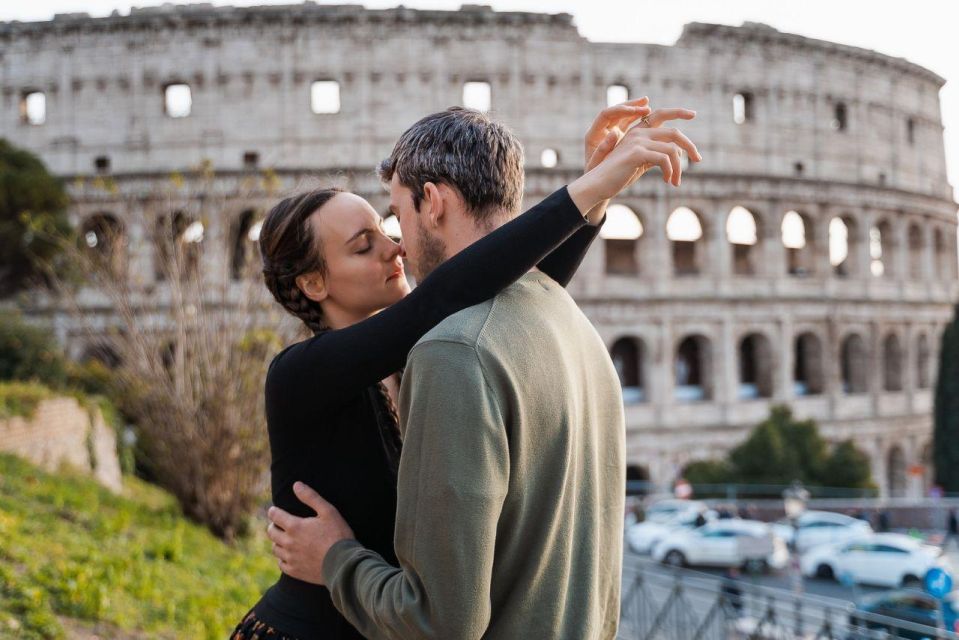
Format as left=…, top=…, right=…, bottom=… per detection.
left=640, top=115, right=652, bottom=127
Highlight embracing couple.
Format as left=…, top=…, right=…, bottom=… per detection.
left=231, top=99, right=701, bottom=640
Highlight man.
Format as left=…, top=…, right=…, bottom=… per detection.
left=268, top=105, right=700, bottom=639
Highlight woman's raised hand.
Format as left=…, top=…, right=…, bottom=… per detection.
left=569, top=104, right=702, bottom=215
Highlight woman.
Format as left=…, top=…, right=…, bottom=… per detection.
left=232, top=101, right=699, bottom=639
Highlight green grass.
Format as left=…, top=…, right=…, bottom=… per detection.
left=0, top=454, right=277, bottom=639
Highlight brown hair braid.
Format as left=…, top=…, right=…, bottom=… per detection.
left=259, top=188, right=342, bottom=334
left=259, top=187, right=404, bottom=466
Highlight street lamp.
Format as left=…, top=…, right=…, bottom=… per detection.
left=783, top=481, right=809, bottom=636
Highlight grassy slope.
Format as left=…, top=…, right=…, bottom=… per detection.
left=0, top=454, right=278, bottom=639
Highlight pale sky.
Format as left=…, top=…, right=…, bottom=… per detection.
left=3, top=0, right=957, bottom=204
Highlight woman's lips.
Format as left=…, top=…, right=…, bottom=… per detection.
left=387, top=269, right=404, bottom=281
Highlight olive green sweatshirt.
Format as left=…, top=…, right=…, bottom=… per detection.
left=323, top=271, right=626, bottom=640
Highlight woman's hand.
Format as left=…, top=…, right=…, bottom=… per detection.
left=580, top=98, right=651, bottom=225
left=568, top=106, right=702, bottom=216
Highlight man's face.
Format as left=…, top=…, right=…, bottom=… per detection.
left=389, top=174, right=447, bottom=282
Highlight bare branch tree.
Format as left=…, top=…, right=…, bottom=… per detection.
left=35, top=163, right=299, bottom=539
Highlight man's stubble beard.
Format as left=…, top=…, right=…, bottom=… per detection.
left=411, top=214, right=447, bottom=282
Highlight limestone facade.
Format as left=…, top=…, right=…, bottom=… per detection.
left=1, top=4, right=956, bottom=497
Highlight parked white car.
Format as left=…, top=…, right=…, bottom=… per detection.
left=643, top=499, right=709, bottom=523
left=801, top=533, right=954, bottom=588
left=627, top=507, right=717, bottom=554
left=771, top=510, right=872, bottom=552
left=652, top=519, right=789, bottom=571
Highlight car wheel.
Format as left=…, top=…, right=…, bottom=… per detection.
left=901, top=574, right=922, bottom=589
left=743, top=558, right=767, bottom=574
left=816, top=564, right=835, bottom=580
left=663, top=550, right=686, bottom=568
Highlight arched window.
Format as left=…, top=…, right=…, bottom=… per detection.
left=793, top=332, right=824, bottom=396
left=675, top=335, right=711, bottom=402
left=80, top=213, right=126, bottom=277
left=667, top=207, right=704, bottom=276
left=607, top=84, right=629, bottom=107
left=727, top=206, right=759, bottom=276
left=20, top=90, right=46, bottom=125
left=908, top=223, right=924, bottom=280
left=870, top=219, right=894, bottom=278
left=917, top=334, right=931, bottom=389
left=164, top=83, right=192, bottom=118
left=231, top=209, right=262, bottom=280
left=830, top=216, right=858, bottom=278
left=882, top=333, right=904, bottom=392
left=840, top=333, right=868, bottom=394
left=383, top=214, right=402, bottom=242
left=311, top=80, right=341, bottom=114
left=463, top=81, right=491, bottom=112
left=782, top=211, right=814, bottom=277
left=733, top=92, right=754, bottom=124
left=611, top=337, right=646, bottom=404
left=600, top=205, right=643, bottom=275
left=887, top=446, right=907, bottom=498
left=832, top=102, right=848, bottom=132
left=155, top=211, right=203, bottom=282
left=738, top=333, right=774, bottom=399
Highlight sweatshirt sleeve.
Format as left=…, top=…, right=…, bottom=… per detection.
left=323, top=340, right=508, bottom=640
left=268, top=186, right=585, bottom=408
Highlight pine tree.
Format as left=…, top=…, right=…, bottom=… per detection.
left=934, top=304, right=959, bottom=492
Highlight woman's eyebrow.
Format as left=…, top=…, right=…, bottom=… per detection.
left=345, top=228, right=373, bottom=245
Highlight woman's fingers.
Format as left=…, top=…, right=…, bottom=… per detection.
left=638, top=148, right=673, bottom=185
left=586, top=130, right=622, bottom=172
left=645, top=128, right=702, bottom=162
left=643, top=140, right=683, bottom=186
left=643, top=107, right=697, bottom=128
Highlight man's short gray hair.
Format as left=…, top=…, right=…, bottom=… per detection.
left=378, top=107, right=525, bottom=226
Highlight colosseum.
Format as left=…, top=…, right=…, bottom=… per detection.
left=2, top=3, right=956, bottom=498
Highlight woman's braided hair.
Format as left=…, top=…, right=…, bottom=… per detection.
left=259, top=188, right=403, bottom=464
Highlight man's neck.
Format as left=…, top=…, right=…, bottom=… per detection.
left=443, top=213, right=510, bottom=258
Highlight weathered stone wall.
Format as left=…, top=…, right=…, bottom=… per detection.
left=0, top=397, right=123, bottom=492
left=1, top=4, right=956, bottom=498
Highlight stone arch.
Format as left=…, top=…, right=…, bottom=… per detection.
left=155, top=210, right=203, bottom=282
left=908, top=222, right=924, bottom=280
left=793, top=331, right=825, bottom=396
left=600, top=204, right=644, bottom=275
left=80, top=341, right=122, bottom=368
left=727, top=206, right=762, bottom=276
left=738, top=332, right=774, bottom=399
left=887, top=445, right=908, bottom=498
left=782, top=210, right=815, bottom=277
left=230, top=208, right=262, bottom=280
left=882, top=332, right=904, bottom=392
left=667, top=206, right=705, bottom=276
left=840, top=333, right=869, bottom=394
left=916, top=333, right=932, bottom=389
left=80, top=212, right=126, bottom=276
left=674, top=334, right=712, bottom=402
left=610, top=336, right=647, bottom=403
left=830, top=215, right=860, bottom=278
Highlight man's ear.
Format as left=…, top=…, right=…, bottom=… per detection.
left=421, top=182, right=445, bottom=229
left=295, top=272, right=328, bottom=303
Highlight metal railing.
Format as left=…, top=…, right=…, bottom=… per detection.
left=618, top=562, right=959, bottom=640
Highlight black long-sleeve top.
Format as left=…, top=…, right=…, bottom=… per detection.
left=250, top=186, right=603, bottom=639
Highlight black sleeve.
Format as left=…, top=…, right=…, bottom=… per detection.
left=268, top=186, right=587, bottom=406
left=536, top=212, right=606, bottom=287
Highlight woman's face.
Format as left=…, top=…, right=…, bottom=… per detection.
left=308, top=192, right=410, bottom=325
